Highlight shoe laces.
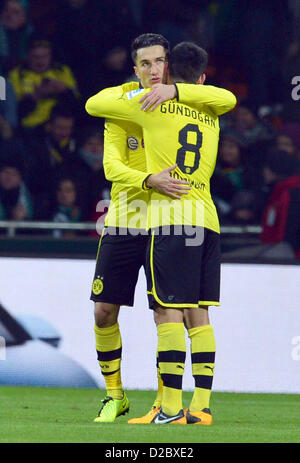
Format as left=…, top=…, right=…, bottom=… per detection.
left=151, top=406, right=161, bottom=417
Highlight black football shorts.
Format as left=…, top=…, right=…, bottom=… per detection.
left=146, top=226, right=221, bottom=310
left=90, top=227, right=149, bottom=306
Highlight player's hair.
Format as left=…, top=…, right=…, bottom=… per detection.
left=169, top=42, right=208, bottom=83
left=131, top=33, right=170, bottom=63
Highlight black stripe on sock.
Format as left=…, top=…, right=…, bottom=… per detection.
left=102, top=368, right=120, bottom=377
left=161, top=373, right=183, bottom=390
left=159, top=350, right=186, bottom=364
left=97, top=347, right=122, bottom=361
left=194, top=374, right=213, bottom=390
left=191, top=352, right=215, bottom=364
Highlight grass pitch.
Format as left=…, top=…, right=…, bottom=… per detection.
left=0, top=386, right=299, bottom=443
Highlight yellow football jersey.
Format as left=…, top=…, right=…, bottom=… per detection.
left=101, top=81, right=150, bottom=230
left=86, top=83, right=236, bottom=233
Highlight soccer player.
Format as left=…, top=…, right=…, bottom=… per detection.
left=90, top=34, right=190, bottom=424
left=86, top=41, right=237, bottom=424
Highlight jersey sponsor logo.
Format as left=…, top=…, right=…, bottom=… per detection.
left=127, top=136, right=139, bottom=150
left=126, top=88, right=144, bottom=100
left=92, top=278, right=104, bottom=295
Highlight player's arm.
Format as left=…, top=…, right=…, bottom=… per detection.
left=103, top=119, right=150, bottom=190
left=176, top=83, right=236, bottom=115
left=104, top=120, right=190, bottom=197
left=85, top=85, right=143, bottom=123
left=87, top=87, right=190, bottom=197
left=139, top=83, right=237, bottom=116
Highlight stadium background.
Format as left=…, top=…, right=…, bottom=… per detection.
left=0, top=0, right=300, bottom=441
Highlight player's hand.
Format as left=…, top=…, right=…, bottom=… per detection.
left=139, top=84, right=177, bottom=111
left=146, top=165, right=190, bottom=199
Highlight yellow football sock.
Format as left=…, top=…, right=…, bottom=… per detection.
left=94, top=323, right=123, bottom=400
left=188, top=324, right=216, bottom=412
left=157, top=322, right=186, bottom=416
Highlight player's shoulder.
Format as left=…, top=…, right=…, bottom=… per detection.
left=120, top=81, right=149, bottom=102
left=120, top=81, right=140, bottom=93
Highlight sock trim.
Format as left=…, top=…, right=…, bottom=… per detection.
left=161, top=373, right=183, bottom=390
left=102, top=368, right=121, bottom=377
left=97, top=347, right=122, bottom=361
left=194, top=375, right=214, bottom=389
left=159, top=350, right=186, bottom=363
left=191, top=351, right=215, bottom=363
left=188, top=324, right=213, bottom=338
left=94, top=322, right=120, bottom=336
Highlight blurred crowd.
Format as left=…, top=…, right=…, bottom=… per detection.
left=0, top=0, right=299, bottom=255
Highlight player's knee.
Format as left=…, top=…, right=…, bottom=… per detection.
left=94, top=302, right=119, bottom=327
left=183, top=306, right=210, bottom=330
left=154, top=306, right=184, bottom=326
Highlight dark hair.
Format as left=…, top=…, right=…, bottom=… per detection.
left=169, top=42, right=208, bottom=84
left=131, top=33, right=170, bottom=63
left=55, top=175, right=77, bottom=191
left=0, top=156, right=23, bottom=175
left=77, top=125, right=103, bottom=148
left=0, top=139, right=26, bottom=176
left=28, top=38, right=52, bottom=51
left=49, top=104, right=75, bottom=122
left=264, top=149, right=300, bottom=178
